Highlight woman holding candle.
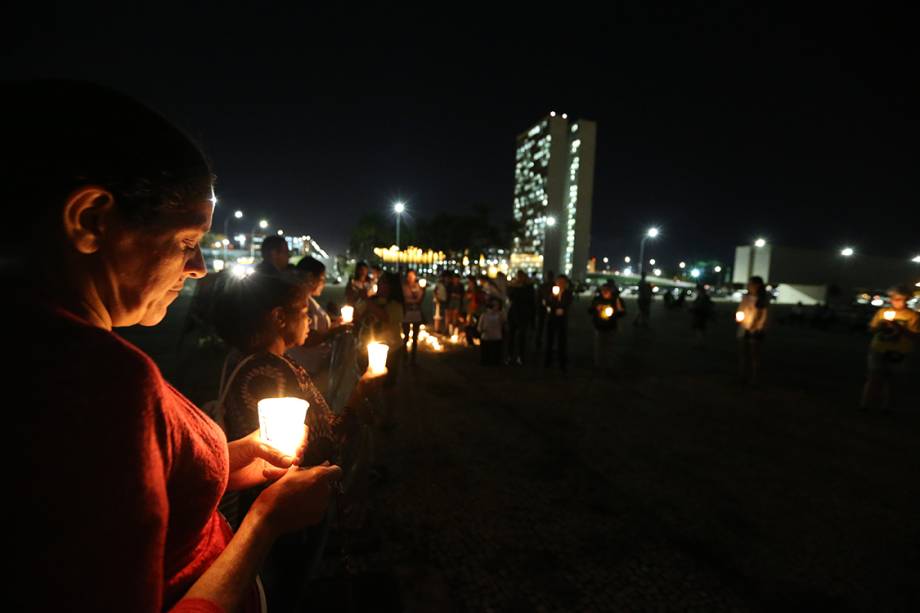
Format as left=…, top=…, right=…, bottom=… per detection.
left=860, top=284, right=920, bottom=411
left=8, top=81, right=340, bottom=613
left=736, top=275, right=770, bottom=386
left=588, top=282, right=626, bottom=372
left=362, top=272, right=405, bottom=428
left=545, top=275, right=574, bottom=372
left=402, top=268, right=425, bottom=364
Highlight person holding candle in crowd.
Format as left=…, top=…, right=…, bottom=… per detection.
left=345, top=261, right=370, bottom=306
left=446, top=272, right=464, bottom=336
left=860, top=284, right=920, bottom=411
left=361, top=271, right=405, bottom=428
left=464, top=275, right=485, bottom=345
left=588, top=282, right=626, bottom=372
left=689, top=282, right=715, bottom=346
left=214, top=271, right=383, bottom=608
left=402, top=268, right=425, bottom=364
left=535, top=270, right=555, bottom=349
left=433, top=271, right=449, bottom=333
left=736, top=275, right=770, bottom=386
left=545, top=274, right=574, bottom=372
left=287, top=256, right=350, bottom=396
left=9, top=81, right=340, bottom=613
left=507, top=269, right=536, bottom=366
left=478, top=298, right=506, bottom=365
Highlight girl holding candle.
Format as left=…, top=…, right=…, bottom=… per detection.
left=362, top=272, right=405, bottom=428
left=8, top=81, right=341, bottom=613
left=861, top=284, right=920, bottom=411
left=402, top=268, right=425, bottom=364
left=736, top=276, right=770, bottom=386
left=544, top=275, right=574, bottom=372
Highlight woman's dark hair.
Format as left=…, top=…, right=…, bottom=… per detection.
left=296, top=256, right=326, bottom=277
left=214, top=272, right=308, bottom=354
left=6, top=80, right=213, bottom=255
left=380, top=271, right=404, bottom=304
left=890, top=284, right=913, bottom=298
left=749, top=276, right=769, bottom=308
left=354, top=261, right=368, bottom=279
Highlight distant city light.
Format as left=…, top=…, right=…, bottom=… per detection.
left=647, top=227, right=659, bottom=238
left=653, top=268, right=662, bottom=276
left=235, top=234, right=247, bottom=247
left=550, top=111, right=556, bottom=117
left=624, top=256, right=631, bottom=263
left=562, top=113, right=568, bottom=119
left=602, top=257, right=609, bottom=263
left=911, top=255, right=920, bottom=263
left=679, top=261, right=686, bottom=269
left=394, top=201, right=406, bottom=214
left=545, top=215, right=557, bottom=227
left=754, top=238, right=767, bottom=248
left=691, top=268, right=701, bottom=278
left=234, top=210, right=243, bottom=219
left=277, top=229, right=284, bottom=236
left=212, top=259, right=225, bottom=273
left=212, top=241, right=222, bottom=249
left=623, top=267, right=632, bottom=275
left=259, top=219, right=268, bottom=229
left=714, top=265, right=722, bottom=273
left=649, top=258, right=656, bottom=265
left=221, top=239, right=230, bottom=246
left=840, top=247, right=854, bottom=257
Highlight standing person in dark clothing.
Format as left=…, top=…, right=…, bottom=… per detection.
left=345, top=261, right=370, bottom=306
left=402, top=269, right=424, bottom=364
left=446, top=273, right=464, bottom=336
left=477, top=298, right=505, bottom=366
left=690, top=283, right=715, bottom=346
left=507, top=269, right=536, bottom=365
left=544, top=275, right=574, bottom=372
left=255, top=235, right=291, bottom=275
left=634, top=274, right=653, bottom=328
left=535, top=270, right=555, bottom=349
left=589, top=282, right=626, bottom=372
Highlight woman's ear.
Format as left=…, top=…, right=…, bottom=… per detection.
left=61, top=186, right=115, bottom=254
left=271, top=306, right=287, bottom=329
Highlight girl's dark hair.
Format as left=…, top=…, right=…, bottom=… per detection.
left=380, top=271, right=405, bottom=304
left=6, top=80, right=213, bottom=256
left=354, top=262, right=368, bottom=279
left=749, top=276, right=769, bottom=308
left=296, top=256, right=326, bottom=277
left=215, top=272, right=308, bottom=354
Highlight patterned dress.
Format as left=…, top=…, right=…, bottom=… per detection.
left=223, top=352, right=342, bottom=467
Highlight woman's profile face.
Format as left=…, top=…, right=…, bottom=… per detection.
left=890, top=293, right=907, bottom=309
left=282, top=302, right=310, bottom=348
left=105, top=195, right=212, bottom=327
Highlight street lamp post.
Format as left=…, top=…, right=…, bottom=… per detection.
left=251, top=219, right=269, bottom=258
left=223, top=210, right=243, bottom=260
left=394, top=201, right=405, bottom=250
left=638, top=227, right=659, bottom=277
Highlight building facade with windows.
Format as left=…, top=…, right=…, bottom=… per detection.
left=512, top=113, right=596, bottom=280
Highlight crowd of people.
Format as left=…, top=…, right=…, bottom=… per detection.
left=10, top=81, right=919, bottom=613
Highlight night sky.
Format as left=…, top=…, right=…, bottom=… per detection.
left=5, top=4, right=918, bottom=267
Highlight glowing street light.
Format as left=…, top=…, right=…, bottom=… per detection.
left=714, top=265, right=722, bottom=273
left=545, top=215, right=557, bottom=227
left=649, top=258, right=656, bottom=266
left=259, top=219, right=269, bottom=229
left=638, top=227, right=659, bottom=277
left=394, top=201, right=406, bottom=249
left=223, top=209, right=244, bottom=259
left=691, top=268, right=701, bottom=278
left=277, top=229, right=284, bottom=236
left=679, top=261, right=686, bottom=269
left=912, top=255, right=920, bottom=263
left=840, top=247, right=854, bottom=257
left=653, top=268, right=662, bottom=277
left=624, top=256, right=631, bottom=263
left=602, top=257, right=609, bottom=263
left=754, top=238, right=767, bottom=248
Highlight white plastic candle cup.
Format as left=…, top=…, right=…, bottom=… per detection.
left=371, top=283, right=378, bottom=296
left=367, top=342, right=389, bottom=376
left=257, top=397, right=309, bottom=457
left=340, top=305, right=354, bottom=324
left=419, top=278, right=427, bottom=288
left=552, top=286, right=561, bottom=296
left=603, top=306, right=614, bottom=318
left=735, top=311, right=745, bottom=323
left=883, top=310, right=896, bottom=321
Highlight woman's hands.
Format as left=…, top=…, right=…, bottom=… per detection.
left=251, top=462, right=343, bottom=536
left=226, top=425, right=308, bottom=491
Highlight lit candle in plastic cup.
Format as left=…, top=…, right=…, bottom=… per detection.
left=257, top=397, right=309, bottom=457
left=883, top=310, right=896, bottom=321
left=552, top=286, right=561, bottom=296
left=603, top=306, right=614, bottom=318
left=367, top=342, right=389, bottom=376
left=340, top=305, right=354, bottom=324
left=370, top=283, right=378, bottom=296
left=418, top=278, right=427, bottom=288
left=735, top=311, right=745, bottom=323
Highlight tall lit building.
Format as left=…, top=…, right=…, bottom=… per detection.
left=511, top=113, right=596, bottom=280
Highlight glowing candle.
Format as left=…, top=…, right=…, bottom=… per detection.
left=735, top=311, right=745, bottom=323
left=257, top=397, right=309, bottom=457
left=552, top=286, right=561, bottom=296
left=602, top=306, right=614, bottom=319
left=883, top=310, right=896, bottom=321
left=367, top=342, right=389, bottom=376
left=370, top=283, right=378, bottom=296
left=419, top=278, right=427, bottom=288
left=340, top=305, right=354, bottom=324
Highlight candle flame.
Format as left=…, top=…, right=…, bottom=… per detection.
left=735, top=311, right=745, bottom=323
left=883, top=310, right=896, bottom=321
